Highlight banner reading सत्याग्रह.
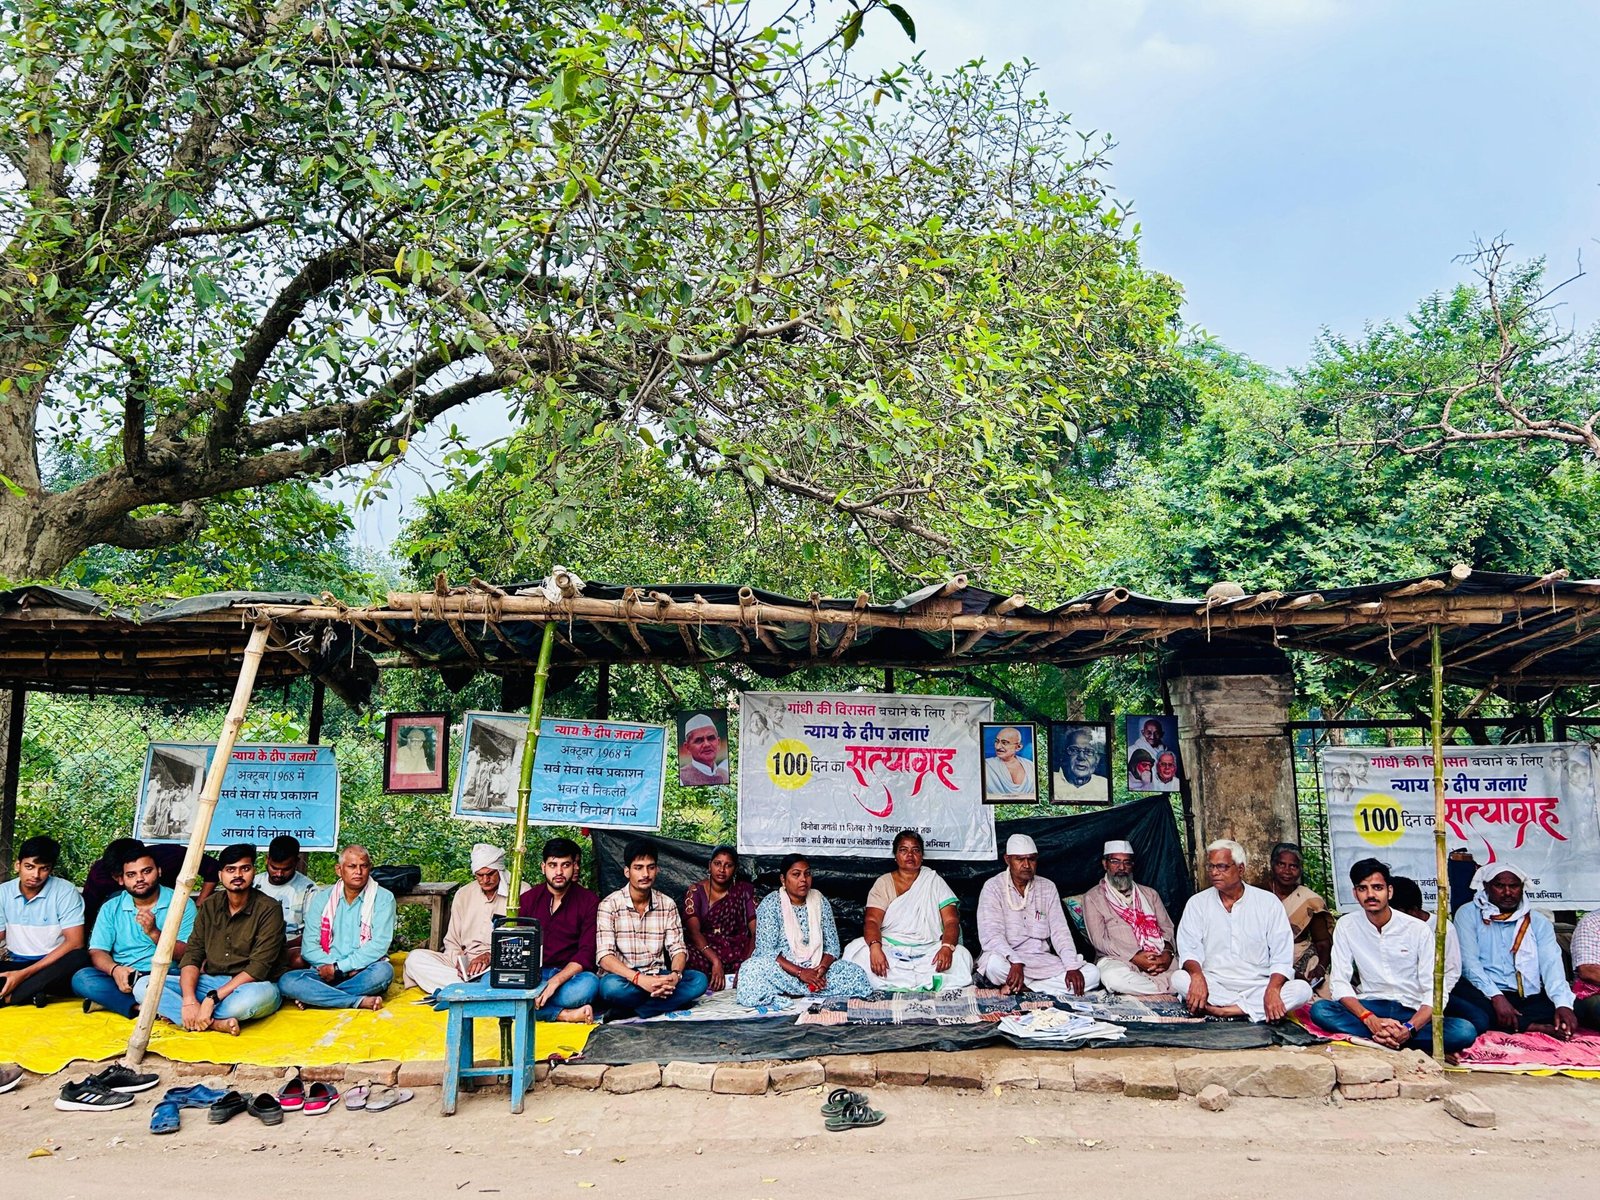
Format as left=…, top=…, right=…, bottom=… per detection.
left=737, top=692, right=997, bottom=859
left=1321, top=742, right=1600, bottom=908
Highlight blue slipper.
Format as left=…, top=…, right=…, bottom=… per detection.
left=160, top=1084, right=226, bottom=1108
left=150, top=1100, right=181, bottom=1135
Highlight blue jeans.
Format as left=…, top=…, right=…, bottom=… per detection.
left=536, top=967, right=600, bottom=1021
left=597, top=969, right=709, bottom=1019
left=71, top=966, right=141, bottom=1018
left=278, top=960, right=394, bottom=1009
left=134, top=972, right=282, bottom=1026
left=1310, top=997, right=1478, bottom=1053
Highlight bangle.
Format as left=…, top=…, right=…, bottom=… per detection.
left=1355, top=1008, right=1373, bottom=1022
left=631, top=971, right=641, bottom=985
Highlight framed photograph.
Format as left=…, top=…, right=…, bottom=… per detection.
left=675, top=708, right=731, bottom=787
left=1126, top=714, right=1181, bottom=793
left=451, top=711, right=528, bottom=820
left=1049, top=722, right=1113, bottom=806
left=136, top=743, right=209, bottom=842
left=385, top=711, right=449, bottom=794
left=980, top=722, right=1038, bottom=803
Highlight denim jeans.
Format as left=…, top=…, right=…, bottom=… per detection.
left=71, top=966, right=141, bottom=1018
left=1309, top=996, right=1479, bottom=1053
left=535, top=967, right=600, bottom=1021
left=596, top=969, right=709, bottom=1019
left=1445, top=979, right=1556, bottom=1036
left=134, top=971, right=283, bottom=1025
left=278, top=960, right=394, bottom=1009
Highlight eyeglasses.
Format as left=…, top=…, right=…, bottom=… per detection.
left=1204, top=862, right=1240, bottom=873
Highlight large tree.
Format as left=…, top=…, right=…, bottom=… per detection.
left=1, top=0, right=1182, bottom=585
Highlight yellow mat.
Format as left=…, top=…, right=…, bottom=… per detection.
left=0, top=954, right=593, bottom=1075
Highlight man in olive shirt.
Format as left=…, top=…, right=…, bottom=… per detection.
left=134, top=843, right=285, bottom=1034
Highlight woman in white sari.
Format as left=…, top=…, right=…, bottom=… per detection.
left=842, top=830, right=974, bottom=990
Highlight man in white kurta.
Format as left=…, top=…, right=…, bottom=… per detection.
left=976, top=835, right=1098, bottom=997
left=1171, top=840, right=1312, bottom=1022
left=403, top=844, right=522, bottom=995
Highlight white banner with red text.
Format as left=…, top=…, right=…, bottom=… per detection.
left=736, top=692, right=997, bottom=859
left=1321, top=742, right=1600, bottom=909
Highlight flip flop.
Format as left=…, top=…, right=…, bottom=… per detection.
left=149, top=1099, right=182, bottom=1136
left=821, top=1087, right=868, bottom=1116
left=302, top=1081, right=338, bottom=1115
left=366, top=1086, right=413, bottom=1113
left=277, top=1073, right=305, bottom=1112
left=345, top=1084, right=370, bottom=1111
left=825, top=1098, right=886, bottom=1132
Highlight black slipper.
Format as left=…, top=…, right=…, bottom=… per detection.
left=248, top=1092, right=284, bottom=1126
left=208, top=1090, right=249, bottom=1124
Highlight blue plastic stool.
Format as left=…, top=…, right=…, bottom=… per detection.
left=435, top=980, right=544, bottom=1114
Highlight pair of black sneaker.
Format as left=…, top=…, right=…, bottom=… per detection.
left=55, top=1064, right=161, bottom=1112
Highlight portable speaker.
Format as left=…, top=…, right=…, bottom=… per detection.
left=489, top=915, right=543, bottom=989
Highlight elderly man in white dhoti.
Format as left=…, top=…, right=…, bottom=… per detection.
left=1171, top=839, right=1313, bottom=1022
left=975, top=834, right=1098, bottom=997
left=403, top=844, right=533, bottom=998
left=842, top=830, right=974, bottom=990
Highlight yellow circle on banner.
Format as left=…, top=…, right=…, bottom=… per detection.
left=766, top=739, right=813, bottom=790
left=1352, top=793, right=1406, bottom=847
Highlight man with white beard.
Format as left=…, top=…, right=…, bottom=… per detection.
left=1081, top=840, right=1177, bottom=995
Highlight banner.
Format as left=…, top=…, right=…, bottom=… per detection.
left=452, top=712, right=667, bottom=831
left=737, top=692, right=996, bottom=859
left=1321, top=742, right=1600, bottom=908
left=136, top=743, right=340, bottom=851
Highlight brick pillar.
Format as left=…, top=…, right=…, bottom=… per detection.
left=1166, top=644, right=1298, bottom=878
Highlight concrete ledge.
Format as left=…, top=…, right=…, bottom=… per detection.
left=1123, top=1061, right=1179, bottom=1100
left=552, top=1064, right=609, bottom=1090
left=821, top=1056, right=876, bottom=1086
left=876, top=1052, right=930, bottom=1086
left=926, top=1051, right=986, bottom=1090
left=604, top=1062, right=662, bottom=1094
left=770, top=1060, right=825, bottom=1092
left=712, top=1064, right=770, bottom=1095
left=663, top=1061, right=717, bottom=1091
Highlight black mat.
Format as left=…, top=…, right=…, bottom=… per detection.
left=578, top=1015, right=1321, bottom=1065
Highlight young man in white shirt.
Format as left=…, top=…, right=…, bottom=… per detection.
left=254, top=835, right=314, bottom=968
left=1309, top=858, right=1478, bottom=1053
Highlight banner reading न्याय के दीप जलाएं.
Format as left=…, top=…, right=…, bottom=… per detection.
left=452, top=712, right=667, bottom=831
left=136, top=743, right=341, bottom=851
left=1321, top=742, right=1600, bottom=908
left=736, top=692, right=998, bottom=859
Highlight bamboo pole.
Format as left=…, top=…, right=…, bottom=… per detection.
left=505, top=622, right=557, bottom=903
left=123, top=622, right=273, bottom=1068
left=1430, top=626, right=1448, bottom=1061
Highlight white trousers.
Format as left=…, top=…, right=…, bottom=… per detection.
left=975, top=952, right=1100, bottom=996
left=842, top=938, right=975, bottom=991
left=1168, top=970, right=1313, bottom=1022
left=1096, top=957, right=1173, bottom=996
left=402, top=949, right=464, bottom=994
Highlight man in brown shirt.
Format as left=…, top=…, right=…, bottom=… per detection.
left=133, top=843, right=286, bottom=1034
left=1080, top=839, right=1177, bottom=996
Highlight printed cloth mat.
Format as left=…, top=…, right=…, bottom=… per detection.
left=1059, top=992, right=1205, bottom=1025
left=628, top=988, right=801, bottom=1024
left=0, top=953, right=593, bottom=1075
left=794, top=987, right=1058, bottom=1027
left=1453, top=1030, right=1600, bottom=1077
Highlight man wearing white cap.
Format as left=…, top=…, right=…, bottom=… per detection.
left=975, top=835, right=1098, bottom=996
left=402, top=844, right=530, bottom=996
left=678, top=713, right=730, bottom=786
left=1081, top=839, right=1177, bottom=995
left=1171, top=839, right=1313, bottom=1021
left=1449, top=862, right=1577, bottom=1038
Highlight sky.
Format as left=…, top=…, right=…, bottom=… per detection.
left=342, top=0, right=1600, bottom=549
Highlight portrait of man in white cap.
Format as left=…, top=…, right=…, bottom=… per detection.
left=677, top=710, right=730, bottom=786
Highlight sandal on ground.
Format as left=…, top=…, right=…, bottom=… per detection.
left=208, top=1090, right=249, bottom=1124
left=825, top=1098, right=886, bottom=1132
left=345, top=1084, right=369, bottom=1110
left=821, top=1086, right=868, bottom=1116
left=150, top=1099, right=182, bottom=1135
left=249, top=1093, right=285, bottom=1126
left=277, top=1072, right=305, bottom=1112
left=302, top=1081, right=338, bottom=1115
left=366, top=1085, right=414, bottom=1113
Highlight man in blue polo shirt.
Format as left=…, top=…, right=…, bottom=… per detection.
left=71, top=841, right=197, bottom=1018
left=0, top=836, right=89, bottom=1007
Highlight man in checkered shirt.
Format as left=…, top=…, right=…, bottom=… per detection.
left=1574, top=909, right=1600, bottom=1032
left=594, top=840, right=708, bottom=1019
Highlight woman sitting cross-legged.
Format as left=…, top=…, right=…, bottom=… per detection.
left=841, top=829, right=975, bottom=991
left=736, top=855, right=873, bottom=1006
left=683, top=845, right=758, bottom=992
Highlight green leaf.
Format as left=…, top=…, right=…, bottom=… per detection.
left=885, top=4, right=917, bottom=42
left=841, top=10, right=863, bottom=49
left=0, top=473, right=26, bottom=499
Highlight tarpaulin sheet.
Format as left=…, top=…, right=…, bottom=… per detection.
left=578, top=1014, right=1320, bottom=1065
left=0, top=954, right=592, bottom=1075
left=594, top=795, right=1192, bottom=949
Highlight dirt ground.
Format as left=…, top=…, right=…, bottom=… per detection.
left=6, top=1062, right=1600, bottom=1199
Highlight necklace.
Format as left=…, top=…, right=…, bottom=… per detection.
left=1004, top=878, right=1033, bottom=911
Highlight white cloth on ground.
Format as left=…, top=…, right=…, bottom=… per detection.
left=1097, top=957, right=1172, bottom=996
left=1169, top=970, right=1313, bottom=1022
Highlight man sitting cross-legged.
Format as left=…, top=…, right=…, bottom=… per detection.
left=405, top=843, right=532, bottom=998
left=595, top=840, right=708, bottom=1019
left=279, top=845, right=395, bottom=1010
left=255, top=835, right=315, bottom=969
left=0, top=835, right=89, bottom=1008
left=72, top=840, right=196, bottom=1018
left=975, top=834, right=1098, bottom=997
left=1309, top=858, right=1478, bottom=1053
left=134, top=843, right=285, bottom=1035
left=1171, top=839, right=1312, bottom=1022
left=1081, top=839, right=1177, bottom=996
left=517, top=837, right=601, bottom=1022
left=1449, top=862, right=1577, bottom=1039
